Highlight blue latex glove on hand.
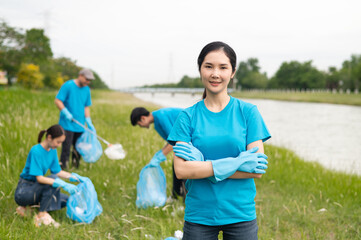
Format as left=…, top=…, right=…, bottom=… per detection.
left=52, top=178, right=78, bottom=195
left=69, top=173, right=88, bottom=183
left=85, top=117, right=95, bottom=131
left=60, top=108, right=73, bottom=122
left=173, top=142, right=204, bottom=162
left=237, top=147, right=268, bottom=174
left=149, top=150, right=167, bottom=167
left=211, top=147, right=268, bottom=183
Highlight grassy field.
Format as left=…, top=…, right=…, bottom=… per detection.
left=0, top=88, right=360, bottom=239
left=232, top=91, right=361, bottom=106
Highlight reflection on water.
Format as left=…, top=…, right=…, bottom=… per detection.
left=134, top=92, right=361, bottom=175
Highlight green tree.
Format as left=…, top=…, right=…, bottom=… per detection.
left=269, top=61, right=325, bottom=89
left=235, top=58, right=267, bottom=89
left=0, top=20, right=25, bottom=81
left=52, top=57, right=80, bottom=80
left=177, top=75, right=202, bottom=88
left=22, top=29, right=52, bottom=65
left=90, top=71, right=108, bottom=89
left=325, top=67, right=340, bottom=89
left=17, top=63, right=44, bottom=89
left=340, top=55, right=361, bottom=91
left=243, top=72, right=268, bottom=89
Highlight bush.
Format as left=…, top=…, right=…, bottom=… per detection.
left=17, top=63, right=44, bottom=89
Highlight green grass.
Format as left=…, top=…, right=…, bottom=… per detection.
left=232, top=90, right=361, bottom=106
left=0, top=88, right=360, bottom=239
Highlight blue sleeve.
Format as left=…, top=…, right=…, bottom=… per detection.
left=85, top=87, right=92, bottom=107
left=49, top=150, right=61, bottom=174
left=56, top=82, right=69, bottom=102
left=246, top=106, right=271, bottom=145
left=167, top=111, right=192, bottom=146
left=28, top=151, right=45, bottom=177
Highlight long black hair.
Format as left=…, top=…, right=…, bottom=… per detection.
left=38, top=124, right=65, bottom=143
left=197, top=41, right=237, bottom=99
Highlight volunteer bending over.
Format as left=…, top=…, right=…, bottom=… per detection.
left=167, top=41, right=271, bottom=240
left=130, top=107, right=186, bottom=199
left=14, top=124, right=88, bottom=227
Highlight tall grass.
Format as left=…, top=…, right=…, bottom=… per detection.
left=0, top=88, right=360, bottom=239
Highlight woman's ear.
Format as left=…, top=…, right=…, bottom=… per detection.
left=46, top=134, right=52, bottom=141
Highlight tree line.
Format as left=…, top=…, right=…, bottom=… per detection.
left=0, top=20, right=108, bottom=89
left=146, top=56, right=361, bottom=92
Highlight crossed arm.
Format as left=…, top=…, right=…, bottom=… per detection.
left=173, top=140, right=264, bottom=180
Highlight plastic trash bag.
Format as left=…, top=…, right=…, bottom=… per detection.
left=136, top=165, right=167, bottom=209
left=66, top=178, right=102, bottom=223
left=104, top=143, right=126, bottom=160
left=75, top=131, right=102, bottom=163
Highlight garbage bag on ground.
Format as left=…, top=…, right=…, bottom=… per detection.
left=136, top=165, right=167, bottom=209
left=75, top=131, right=102, bottom=163
left=66, top=178, right=102, bottom=223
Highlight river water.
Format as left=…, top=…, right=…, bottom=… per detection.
left=133, top=92, right=361, bottom=175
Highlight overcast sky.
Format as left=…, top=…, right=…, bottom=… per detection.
left=1, top=0, right=360, bottom=89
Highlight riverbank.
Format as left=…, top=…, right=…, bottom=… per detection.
left=232, top=90, right=361, bottom=106
left=0, top=89, right=360, bottom=239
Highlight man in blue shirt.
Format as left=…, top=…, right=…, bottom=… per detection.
left=55, top=68, right=96, bottom=169
left=130, top=107, right=185, bottom=199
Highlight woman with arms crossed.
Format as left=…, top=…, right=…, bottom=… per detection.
left=167, top=41, right=271, bottom=240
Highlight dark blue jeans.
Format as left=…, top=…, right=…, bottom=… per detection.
left=183, top=219, right=258, bottom=240
left=14, top=175, right=68, bottom=212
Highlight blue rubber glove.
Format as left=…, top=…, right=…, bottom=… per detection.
left=85, top=117, right=95, bottom=131
left=238, top=147, right=268, bottom=174
left=60, top=108, right=73, bottom=121
left=149, top=150, right=167, bottom=167
left=52, top=178, right=78, bottom=195
left=69, top=173, right=88, bottom=183
left=173, top=142, right=204, bottom=162
left=210, top=147, right=268, bottom=183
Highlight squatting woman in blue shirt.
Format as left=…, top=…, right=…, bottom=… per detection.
left=14, top=124, right=88, bottom=227
left=168, top=42, right=271, bottom=240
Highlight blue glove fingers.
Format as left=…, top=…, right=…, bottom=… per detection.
left=256, top=163, right=268, bottom=170
left=175, top=142, right=192, bottom=148
left=61, top=108, right=73, bottom=121
left=174, top=152, right=191, bottom=161
left=256, top=153, right=268, bottom=159
left=173, top=145, right=192, bottom=154
left=70, top=173, right=87, bottom=182
left=64, top=183, right=78, bottom=195
left=253, top=169, right=266, bottom=174
left=258, top=159, right=268, bottom=165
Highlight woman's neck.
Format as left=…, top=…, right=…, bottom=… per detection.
left=40, top=141, right=50, bottom=151
left=204, top=91, right=230, bottom=112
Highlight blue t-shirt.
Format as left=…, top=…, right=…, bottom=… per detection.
left=56, top=80, right=92, bottom=132
left=20, top=144, right=62, bottom=182
left=152, top=108, right=183, bottom=142
left=167, top=96, right=271, bottom=226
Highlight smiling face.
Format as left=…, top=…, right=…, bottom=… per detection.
left=200, top=50, right=235, bottom=96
